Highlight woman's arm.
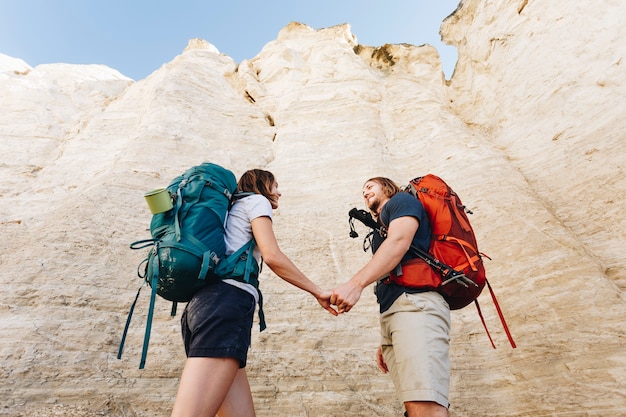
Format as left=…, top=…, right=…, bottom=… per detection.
left=251, top=216, right=337, bottom=316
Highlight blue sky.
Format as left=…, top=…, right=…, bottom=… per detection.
left=0, top=0, right=459, bottom=81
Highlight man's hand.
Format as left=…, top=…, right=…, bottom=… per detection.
left=332, top=215, right=418, bottom=315
left=330, top=280, right=363, bottom=313
left=316, top=289, right=339, bottom=316
left=376, top=346, right=388, bottom=373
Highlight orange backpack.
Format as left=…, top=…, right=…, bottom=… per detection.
left=349, top=174, right=516, bottom=348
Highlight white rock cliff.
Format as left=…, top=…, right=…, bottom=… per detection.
left=1, top=0, right=624, bottom=416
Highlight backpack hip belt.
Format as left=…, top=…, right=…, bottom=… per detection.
left=386, top=257, right=441, bottom=290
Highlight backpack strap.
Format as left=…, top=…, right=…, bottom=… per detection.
left=194, top=239, right=219, bottom=283
left=436, top=235, right=481, bottom=272
left=485, top=279, right=516, bottom=348
left=173, top=185, right=185, bottom=241
left=116, top=244, right=160, bottom=369
left=129, top=238, right=157, bottom=250
left=216, top=239, right=266, bottom=331
left=235, top=240, right=266, bottom=331
left=474, top=298, right=496, bottom=349
left=139, top=249, right=160, bottom=369
left=117, top=239, right=161, bottom=369
left=241, top=239, right=259, bottom=286
left=242, top=240, right=266, bottom=331
left=473, top=279, right=516, bottom=349
left=117, top=283, right=143, bottom=361
left=118, top=240, right=154, bottom=365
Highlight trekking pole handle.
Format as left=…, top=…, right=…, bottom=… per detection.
left=348, top=208, right=387, bottom=236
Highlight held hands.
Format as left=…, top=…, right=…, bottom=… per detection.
left=315, top=279, right=365, bottom=315
left=329, top=280, right=363, bottom=314
left=316, top=289, right=339, bottom=316
left=315, top=282, right=363, bottom=315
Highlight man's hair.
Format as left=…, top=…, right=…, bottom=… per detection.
left=238, top=169, right=276, bottom=200
left=365, top=177, right=401, bottom=197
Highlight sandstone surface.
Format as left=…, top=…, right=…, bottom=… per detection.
left=1, top=0, right=624, bottom=416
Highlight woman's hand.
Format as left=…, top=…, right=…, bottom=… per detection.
left=316, top=289, right=339, bottom=316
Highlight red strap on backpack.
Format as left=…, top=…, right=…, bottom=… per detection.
left=476, top=279, right=517, bottom=348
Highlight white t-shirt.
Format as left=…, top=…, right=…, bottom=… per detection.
left=222, top=194, right=272, bottom=301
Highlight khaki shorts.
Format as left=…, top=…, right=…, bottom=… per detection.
left=380, top=291, right=451, bottom=408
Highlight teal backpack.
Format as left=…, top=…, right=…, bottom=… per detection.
left=117, top=162, right=259, bottom=369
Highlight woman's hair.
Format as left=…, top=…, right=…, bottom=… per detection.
left=238, top=169, right=276, bottom=200
left=365, top=177, right=401, bottom=197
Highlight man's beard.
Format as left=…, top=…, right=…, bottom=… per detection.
left=367, top=198, right=380, bottom=214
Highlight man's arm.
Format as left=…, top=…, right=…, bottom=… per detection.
left=331, top=215, right=418, bottom=313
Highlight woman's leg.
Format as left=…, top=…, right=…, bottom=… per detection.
left=171, top=357, right=240, bottom=417
left=217, top=368, right=255, bottom=417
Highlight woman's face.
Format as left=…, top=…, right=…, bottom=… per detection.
left=268, top=180, right=281, bottom=209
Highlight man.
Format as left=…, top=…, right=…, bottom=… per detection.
left=330, top=177, right=451, bottom=417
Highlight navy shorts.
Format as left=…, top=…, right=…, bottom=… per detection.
left=181, top=280, right=255, bottom=367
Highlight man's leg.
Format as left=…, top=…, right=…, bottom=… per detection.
left=405, top=400, right=449, bottom=417
left=381, top=292, right=451, bottom=413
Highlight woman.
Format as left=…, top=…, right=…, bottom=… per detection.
left=171, top=169, right=337, bottom=417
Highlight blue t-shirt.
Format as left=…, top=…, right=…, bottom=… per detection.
left=373, top=192, right=432, bottom=313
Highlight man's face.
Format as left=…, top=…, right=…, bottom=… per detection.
left=362, top=180, right=388, bottom=214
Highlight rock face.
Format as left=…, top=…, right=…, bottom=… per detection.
left=1, top=1, right=624, bottom=416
